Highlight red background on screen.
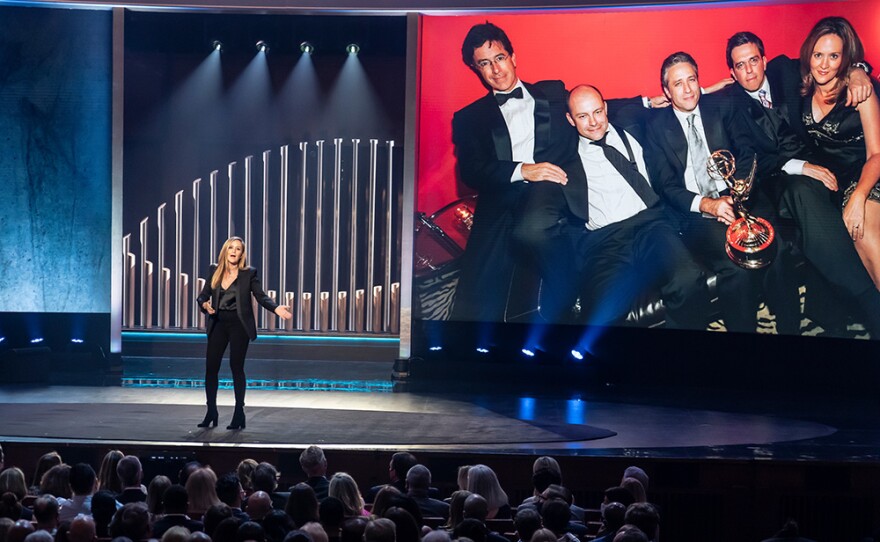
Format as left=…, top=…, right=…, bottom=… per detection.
left=416, top=1, right=880, bottom=215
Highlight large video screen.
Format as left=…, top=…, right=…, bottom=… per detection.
left=415, top=1, right=880, bottom=339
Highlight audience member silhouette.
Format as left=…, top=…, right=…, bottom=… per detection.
left=285, top=483, right=319, bottom=528
left=298, top=448, right=329, bottom=503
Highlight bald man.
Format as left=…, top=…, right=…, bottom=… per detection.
left=516, top=85, right=709, bottom=328
left=245, top=491, right=272, bottom=521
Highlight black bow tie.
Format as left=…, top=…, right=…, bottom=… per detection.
left=495, top=87, right=523, bottom=106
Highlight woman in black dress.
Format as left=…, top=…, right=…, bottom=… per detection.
left=799, top=16, right=880, bottom=290
left=196, top=236, right=292, bottom=430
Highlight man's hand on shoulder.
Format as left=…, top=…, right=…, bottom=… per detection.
left=802, top=163, right=838, bottom=191
left=845, top=68, right=874, bottom=107
left=699, top=195, right=736, bottom=225
left=522, top=162, right=568, bottom=185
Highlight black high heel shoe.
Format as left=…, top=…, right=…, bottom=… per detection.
left=226, top=408, right=246, bottom=430
left=197, top=408, right=219, bottom=428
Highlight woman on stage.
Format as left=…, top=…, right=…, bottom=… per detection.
left=196, top=236, right=292, bottom=430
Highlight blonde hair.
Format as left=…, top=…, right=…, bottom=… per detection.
left=211, top=237, right=247, bottom=289
left=329, top=472, right=365, bottom=517
left=185, top=467, right=220, bottom=515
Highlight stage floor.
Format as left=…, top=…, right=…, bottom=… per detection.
left=0, top=384, right=875, bottom=461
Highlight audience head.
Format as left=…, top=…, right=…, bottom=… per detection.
left=97, top=451, right=124, bottom=494
left=246, top=491, right=273, bottom=521
left=540, top=485, right=572, bottom=506
left=203, top=504, right=234, bottom=538
left=531, top=457, right=560, bottom=477
left=363, top=518, right=395, bottom=542
left=422, top=531, right=451, bottom=542
left=621, top=467, right=649, bottom=491
left=162, top=484, right=190, bottom=514
left=179, top=461, right=204, bottom=486
left=603, top=487, right=635, bottom=509
left=162, top=526, right=191, bottom=542
left=116, top=456, right=142, bottom=489
left=0, top=518, right=15, bottom=542
left=620, top=478, right=646, bottom=504
left=237, top=521, right=265, bottom=542
left=237, top=459, right=259, bottom=496
left=90, top=490, right=119, bottom=537
left=0, top=468, right=28, bottom=500
left=531, top=468, right=561, bottom=497
left=404, top=465, right=431, bottom=495
left=217, top=473, right=245, bottom=508
left=285, top=483, right=319, bottom=528
left=799, top=16, right=864, bottom=102
left=382, top=508, right=418, bottom=542
left=300, top=523, right=328, bottom=542
left=328, top=473, right=364, bottom=517
left=68, top=517, right=97, bottom=542
left=539, top=499, right=570, bottom=536
left=623, top=503, right=659, bottom=541
left=109, top=503, right=151, bottom=541
left=466, top=465, right=508, bottom=512
left=612, top=525, right=649, bottom=542
left=456, top=466, right=471, bottom=492
left=261, top=510, right=295, bottom=542
left=32, top=495, right=59, bottom=528
left=213, top=517, right=244, bottom=542
left=370, top=486, right=403, bottom=519
left=527, top=528, right=556, bottom=542
left=388, top=453, right=417, bottom=484
left=69, top=464, right=97, bottom=497
left=660, top=51, right=700, bottom=113
left=40, top=464, right=71, bottom=499
left=454, top=519, right=487, bottom=542
left=31, top=452, right=62, bottom=489
left=188, top=531, right=213, bottom=542
left=24, top=531, right=54, bottom=542
left=6, top=519, right=34, bottom=542
left=186, top=467, right=220, bottom=515
left=600, top=502, right=627, bottom=536
left=513, top=506, right=542, bottom=542
left=317, top=497, right=345, bottom=534
left=0, top=493, right=22, bottom=521
left=282, top=530, right=312, bottom=542
left=339, top=517, right=367, bottom=542
left=447, top=490, right=472, bottom=529
left=299, top=448, right=327, bottom=479
left=253, top=463, right=280, bottom=494
left=462, top=494, right=488, bottom=522
left=147, top=475, right=172, bottom=515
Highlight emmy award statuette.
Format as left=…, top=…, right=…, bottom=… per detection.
left=707, top=150, right=776, bottom=269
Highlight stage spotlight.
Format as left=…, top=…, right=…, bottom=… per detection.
left=571, top=349, right=584, bottom=361
left=300, top=41, right=314, bottom=54
left=345, top=43, right=360, bottom=55
left=476, top=347, right=489, bottom=354
left=30, top=338, right=44, bottom=344
left=71, top=338, right=85, bottom=344
left=211, top=40, right=223, bottom=52
left=256, top=40, right=269, bottom=53
left=521, top=348, right=535, bottom=357
left=429, top=346, right=442, bottom=351
left=0, top=337, right=5, bottom=343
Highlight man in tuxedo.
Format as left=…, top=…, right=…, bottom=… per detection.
left=645, top=52, right=799, bottom=334
left=515, top=85, right=709, bottom=328
left=719, top=31, right=880, bottom=336
left=450, top=22, right=581, bottom=321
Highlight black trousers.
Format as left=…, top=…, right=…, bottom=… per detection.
left=205, top=310, right=250, bottom=409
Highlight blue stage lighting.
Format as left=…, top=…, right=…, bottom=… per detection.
left=521, top=348, right=535, bottom=357
left=211, top=40, right=223, bottom=52
left=571, top=349, right=584, bottom=361
left=0, top=337, right=5, bottom=343
left=256, top=40, right=269, bottom=53
left=429, top=346, right=442, bottom=351
left=476, top=347, right=489, bottom=354
left=30, top=338, right=44, bottom=344
left=300, top=42, right=314, bottom=54
left=345, top=43, right=360, bottom=55
left=71, top=338, right=85, bottom=344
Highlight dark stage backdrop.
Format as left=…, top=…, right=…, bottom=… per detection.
left=0, top=5, right=112, bottom=314
left=414, top=0, right=880, bottom=332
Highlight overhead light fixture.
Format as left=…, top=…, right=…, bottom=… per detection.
left=570, top=349, right=584, bottom=361
left=256, top=40, right=269, bottom=53
left=211, top=40, right=223, bottom=52
left=521, top=348, right=535, bottom=357
left=300, top=41, right=314, bottom=55
left=345, top=43, right=360, bottom=55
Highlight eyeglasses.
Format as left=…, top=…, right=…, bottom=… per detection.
left=474, top=54, right=510, bottom=70
left=734, top=56, right=761, bottom=71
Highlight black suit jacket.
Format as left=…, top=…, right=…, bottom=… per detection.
left=717, top=55, right=811, bottom=179
left=645, top=92, right=757, bottom=218
left=197, top=266, right=278, bottom=341
left=451, top=80, right=584, bottom=321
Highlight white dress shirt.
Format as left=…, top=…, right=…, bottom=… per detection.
left=495, top=80, right=535, bottom=183
left=578, top=125, right=650, bottom=230
left=745, top=78, right=805, bottom=175
left=672, top=106, right=728, bottom=213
